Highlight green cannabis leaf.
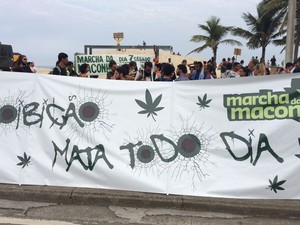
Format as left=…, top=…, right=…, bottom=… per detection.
left=196, top=93, right=212, bottom=110
left=135, top=89, right=164, bottom=121
left=268, top=175, right=286, bottom=193
left=17, top=152, right=31, bottom=169
left=284, top=79, right=300, bottom=102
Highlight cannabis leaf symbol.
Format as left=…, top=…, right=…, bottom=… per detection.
left=17, top=152, right=31, bottom=169
left=268, top=175, right=286, bottom=193
left=135, top=89, right=164, bottom=121
left=295, top=138, right=300, bottom=159
left=284, top=79, right=300, bottom=104
left=196, top=93, right=212, bottom=110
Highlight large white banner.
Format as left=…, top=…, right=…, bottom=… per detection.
left=0, top=72, right=300, bottom=199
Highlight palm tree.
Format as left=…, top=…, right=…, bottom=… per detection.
left=261, top=0, right=300, bottom=60
left=188, top=16, right=242, bottom=63
left=232, top=2, right=285, bottom=64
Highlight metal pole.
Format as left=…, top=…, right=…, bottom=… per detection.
left=285, top=0, right=296, bottom=64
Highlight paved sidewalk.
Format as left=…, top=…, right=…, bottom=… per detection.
left=0, top=183, right=300, bottom=219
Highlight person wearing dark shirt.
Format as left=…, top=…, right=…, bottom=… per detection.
left=293, top=58, right=300, bottom=73
left=270, top=55, right=277, bottom=67
left=143, top=61, right=154, bottom=81
left=155, top=63, right=174, bottom=81
left=52, top=52, right=68, bottom=75
left=12, top=55, right=32, bottom=73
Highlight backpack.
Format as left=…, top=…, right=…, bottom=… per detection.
left=49, top=66, right=62, bottom=75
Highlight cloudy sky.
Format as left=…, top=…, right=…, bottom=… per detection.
left=1, top=0, right=285, bottom=67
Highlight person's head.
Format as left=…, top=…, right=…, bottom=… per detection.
left=114, top=66, right=126, bottom=80
left=121, top=64, right=130, bottom=76
left=204, top=66, right=212, bottom=76
left=194, top=61, right=203, bottom=72
left=108, top=60, right=117, bottom=73
left=176, top=64, right=187, bottom=76
left=162, top=63, right=175, bottom=76
left=144, top=61, right=153, bottom=73
left=285, top=62, right=293, bottom=72
left=17, top=55, right=28, bottom=66
left=181, top=59, right=187, bottom=65
left=265, top=67, right=271, bottom=75
left=254, top=63, right=266, bottom=76
left=58, top=52, right=68, bottom=66
left=248, top=60, right=256, bottom=70
left=168, top=58, right=172, bottom=63
left=189, top=66, right=195, bottom=73
left=66, top=61, right=73, bottom=71
left=79, top=63, right=90, bottom=74
left=129, top=61, right=137, bottom=69
left=233, top=62, right=241, bottom=72
left=154, top=63, right=162, bottom=73
left=239, top=67, right=249, bottom=77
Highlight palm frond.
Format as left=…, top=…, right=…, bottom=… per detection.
left=187, top=44, right=209, bottom=55
left=219, top=39, right=243, bottom=46
left=190, top=35, right=210, bottom=43
left=189, top=16, right=241, bottom=60
left=232, top=28, right=253, bottom=39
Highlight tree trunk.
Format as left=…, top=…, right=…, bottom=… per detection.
left=294, top=1, right=300, bottom=60
left=213, top=47, right=217, bottom=66
left=286, top=0, right=296, bottom=63
left=261, top=46, right=266, bottom=65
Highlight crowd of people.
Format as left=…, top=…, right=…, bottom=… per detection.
left=3, top=52, right=300, bottom=80
left=1, top=54, right=38, bottom=73
left=105, top=55, right=300, bottom=81
left=218, top=55, right=300, bottom=78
